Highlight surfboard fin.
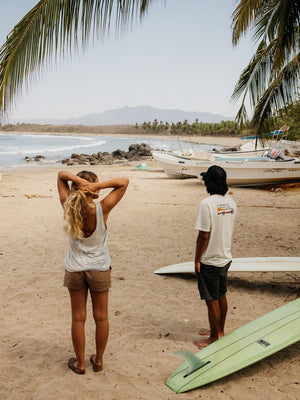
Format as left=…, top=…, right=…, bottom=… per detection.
left=173, top=351, right=210, bottom=376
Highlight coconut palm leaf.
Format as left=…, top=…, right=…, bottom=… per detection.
left=231, top=39, right=276, bottom=104
left=232, top=0, right=300, bottom=131
left=233, top=42, right=300, bottom=131
left=234, top=96, right=248, bottom=130
left=252, top=52, right=300, bottom=130
left=232, top=0, right=299, bottom=61
left=0, top=0, right=153, bottom=117
left=231, top=0, right=264, bottom=45
left=231, top=38, right=278, bottom=127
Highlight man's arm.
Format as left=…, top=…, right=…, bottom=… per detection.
left=194, top=230, right=210, bottom=273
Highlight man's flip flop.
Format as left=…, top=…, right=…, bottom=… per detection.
left=68, top=357, right=85, bottom=375
left=89, top=354, right=103, bottom=372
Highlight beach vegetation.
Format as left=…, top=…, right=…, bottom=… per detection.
left=0, top=119, right=243, bottom=137
left=231, top=0, right=300, bottom=135
left=138, top=119, right=242, bottom=137
left=1, top=111, right=299, bottom=140
left=276, top=100, right=300, bottom=141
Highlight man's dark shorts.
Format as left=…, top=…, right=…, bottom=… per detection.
left=196, top=261, right=231, bottom=301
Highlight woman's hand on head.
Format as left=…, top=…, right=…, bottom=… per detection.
left=79, top=180, right=100, bottom=196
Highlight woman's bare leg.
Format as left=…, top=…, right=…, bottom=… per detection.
left=90, top=290, right=109, bottom=369
left=68, top=289, right=88, bottom=370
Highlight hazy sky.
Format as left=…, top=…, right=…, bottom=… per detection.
left=0, top=0, right=254, bottom=122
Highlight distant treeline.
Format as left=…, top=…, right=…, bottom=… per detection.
left=135, top=101, right=300, bottom=139
left=135, top=119, right=241, bottom=136
left=0, top=120, right=243, bottom=137
left=1, top=101, right=299, bottom=140
left=0, top=123, right=138, bottom=135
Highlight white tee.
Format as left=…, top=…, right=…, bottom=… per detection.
left=195, top=194, right=237, bottom=267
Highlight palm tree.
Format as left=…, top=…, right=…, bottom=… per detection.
left=231, top=0, right=300, bottom=133
left=0, top=0, right=153, bottom=118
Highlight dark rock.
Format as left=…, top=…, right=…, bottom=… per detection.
left=112, top=149, right=127, bottom=159
left=59, top=143, right=153, bottom=166
left=24, top=155, right=46, bottom=162
left=128, top=143, right=152, bottom=157
left=67, top=159, right=81, bottom=166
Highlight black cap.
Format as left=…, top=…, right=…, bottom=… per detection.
left=200, top=165, right=227, bottom=182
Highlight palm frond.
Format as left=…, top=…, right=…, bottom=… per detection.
left=0, top=0, right=153, bottom=117
left=252, top=1, right=277, bottom=42
left=232, top=0, right=300, bottom=130
left=231, top=39, right=276, bottom=106
left=252, top=52, right=300, bottom=130
left=254, top=1, right=300, bottom=68
left=234, top=97, right=249, bottom=130
left=231, top=0, right=264, bottom=45
left=272, top=0, right=300, bottom=69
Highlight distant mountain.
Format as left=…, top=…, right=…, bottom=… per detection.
left=15, top=106, right=232, bottom=125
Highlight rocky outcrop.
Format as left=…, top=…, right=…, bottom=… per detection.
left=60, top=143, right=152, bottom=166
left=24, top=155, right=46, bottom=162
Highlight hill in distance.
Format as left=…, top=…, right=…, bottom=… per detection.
left=18, top=106, right=232, bottom=125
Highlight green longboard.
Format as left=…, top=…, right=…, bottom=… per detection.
left=166, top=298, right=300, bottom=393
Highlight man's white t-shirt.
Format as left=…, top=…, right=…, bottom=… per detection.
left=195, top=194, right=237, bottom=267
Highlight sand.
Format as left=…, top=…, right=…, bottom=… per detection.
left=0, top=136, right=299, bottom=399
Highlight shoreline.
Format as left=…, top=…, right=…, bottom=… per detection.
left=0, top=132, right=244, bottom=173
left=0, top=130, right=244, bottom=147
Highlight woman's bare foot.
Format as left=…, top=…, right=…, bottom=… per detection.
left=68, top=357, right=85, bottom=374
left=89, top=354, right=103, bottom=372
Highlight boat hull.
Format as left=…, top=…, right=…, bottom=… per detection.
left=153, top=152, right=300, bottom=186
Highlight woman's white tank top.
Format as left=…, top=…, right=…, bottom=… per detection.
left=64, top=203, right=110, bottom=272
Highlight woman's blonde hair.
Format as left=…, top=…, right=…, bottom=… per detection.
left=63, top=171, right=98, bottom=239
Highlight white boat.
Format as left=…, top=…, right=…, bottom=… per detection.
left=180, top=148, right=269, bottom=160
left=181, top=126, right=297, bottom=160
left=178, top=139, right=269, bottom=159
left=152, top=151, right=300, bottom=186
left=212, top=148, right=268, bottom=158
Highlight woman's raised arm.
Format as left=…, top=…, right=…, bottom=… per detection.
left=57, top=170, right=88, bottom=206
left=98, top=177, right=129, bottom=221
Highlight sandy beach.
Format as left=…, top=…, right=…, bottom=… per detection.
left=0, top=135, right=299, bottom=399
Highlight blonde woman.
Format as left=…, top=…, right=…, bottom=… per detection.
left=57, top=170, right=129, bottom=374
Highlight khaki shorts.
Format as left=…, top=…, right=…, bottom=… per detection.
left=63, top=268, right=111, bottom=292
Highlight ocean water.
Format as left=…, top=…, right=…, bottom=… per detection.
left=0, top=132, right=218, bottom=170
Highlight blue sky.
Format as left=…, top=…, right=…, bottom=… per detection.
left=0, top=0, right=254, bottom=122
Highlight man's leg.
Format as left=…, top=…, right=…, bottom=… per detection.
left=218, top=293, right=228, bottom=335
left=194, top=265, right=228, bottom=348
left=194, top=298, right=223, bottom=348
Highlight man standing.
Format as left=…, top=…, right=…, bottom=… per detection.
left=194, top=165, right=237, bottom=348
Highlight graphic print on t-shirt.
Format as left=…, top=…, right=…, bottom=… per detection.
left=217, top=203, right=235, bottom=215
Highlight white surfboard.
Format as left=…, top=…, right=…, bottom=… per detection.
left=154, top=257, right=300, bottom=274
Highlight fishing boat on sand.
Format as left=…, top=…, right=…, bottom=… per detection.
left=152, top=150, right=300, bottom=186
left=179, top=126, right=293, bottom=159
